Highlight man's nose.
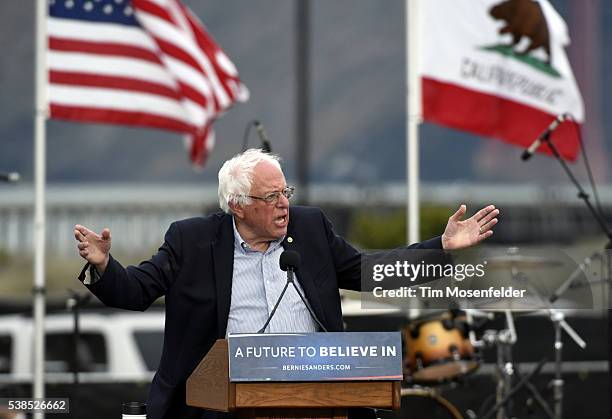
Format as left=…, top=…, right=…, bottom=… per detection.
left=277, top=194, right=289, bottom=207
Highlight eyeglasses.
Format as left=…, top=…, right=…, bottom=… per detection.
left=246, top=186, right=295, bottom=204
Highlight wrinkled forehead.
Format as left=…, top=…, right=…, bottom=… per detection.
left=250, top=161, right=286, bottom=193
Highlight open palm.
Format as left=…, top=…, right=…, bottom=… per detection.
left=74, top=224, right=112, bottom=272
left=441, top=204, right=499, bottom=250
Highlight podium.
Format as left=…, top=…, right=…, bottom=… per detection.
left=186, top=339, right=401, bottom=419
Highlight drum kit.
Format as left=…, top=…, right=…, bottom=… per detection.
left=387, top=248, right=599, bottom=419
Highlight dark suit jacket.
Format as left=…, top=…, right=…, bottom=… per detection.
left=83, top=206, right=442, bottom=419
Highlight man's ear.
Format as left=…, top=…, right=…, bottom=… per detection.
left=229, top=201, right=244, bottom=218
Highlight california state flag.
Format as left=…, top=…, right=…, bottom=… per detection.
left=419, top=0, right=584, bottom=160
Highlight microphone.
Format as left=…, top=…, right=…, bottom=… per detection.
left=280, top=250, right=300, bottom=277
left=254, top=120, right=272, bottom=153
left=521, top=114, right=569, bottom=161
left=279, top=250, right=328, bottom=332
left=0, top=172, right=20, bottom=183
left=257, top=250, right=328, bottom=333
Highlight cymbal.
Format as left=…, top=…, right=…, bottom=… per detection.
left=341, top=298, right=402, bottom=316
left=486, top=254, right=563, bottom=269
left=474, top=296, right=578, bottom=312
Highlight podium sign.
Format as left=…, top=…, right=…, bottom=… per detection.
left=228, top=332, right=402, bottom=382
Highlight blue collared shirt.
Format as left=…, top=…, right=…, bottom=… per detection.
left=225, top=218, right=319, bottom=335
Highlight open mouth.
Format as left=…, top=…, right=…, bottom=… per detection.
left=275, top=215, right=287, bottom=226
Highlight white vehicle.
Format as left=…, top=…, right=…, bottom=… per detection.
left=0, top=309, right=165, bottom=418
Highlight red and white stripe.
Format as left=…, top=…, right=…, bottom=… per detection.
left=422, top=78, right=581, bottom=161
left=47, top=0, right=248, bottom=166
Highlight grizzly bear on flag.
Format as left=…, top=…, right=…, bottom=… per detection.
left=489, top=0, right=551, bottom=63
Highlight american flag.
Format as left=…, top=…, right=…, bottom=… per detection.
left=48, top=0, right=249, bottom=166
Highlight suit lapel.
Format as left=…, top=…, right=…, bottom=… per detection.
left=212, top=211, right=329, bottom=335
left=282, top=222, right=328, bottom=329
left=212, top=215, right=234, bottom=338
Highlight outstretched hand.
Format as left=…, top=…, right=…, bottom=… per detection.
left=441, top=204, right=499, bottom=250
left=74, top=224, right=112, bottom=273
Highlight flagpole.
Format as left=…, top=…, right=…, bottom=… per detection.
left=406, top=0, right=422, bottom=244
left=33, top=0, right=47, bottom=416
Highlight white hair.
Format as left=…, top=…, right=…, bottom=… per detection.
left=218, top=148, right=282, bottom=213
